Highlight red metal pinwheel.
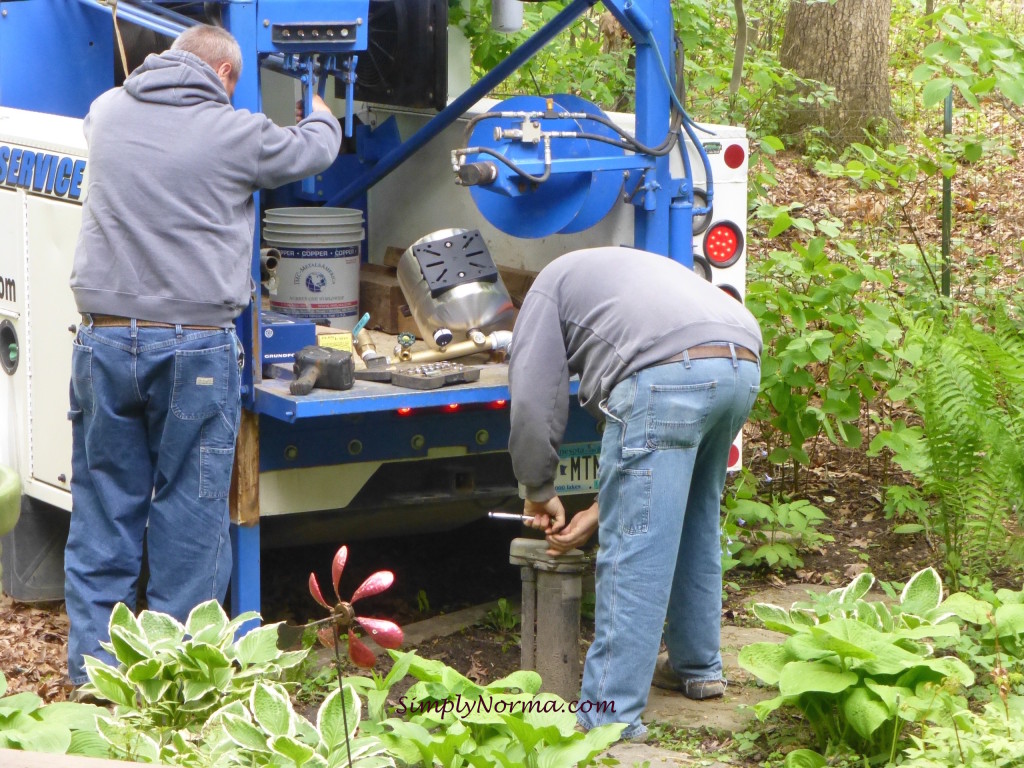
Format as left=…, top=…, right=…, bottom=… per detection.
left=307, top=545, right=404, bottom=668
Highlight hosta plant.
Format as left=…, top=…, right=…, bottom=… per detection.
left=0, top=670, right=109, bottom=757
left=82, top=599, right=306, bottom=727
left=194, top=681, right=392, bottom=768
left=365, top=651, right=625, bottom=768
left=738, top=567, right=974, bottom=761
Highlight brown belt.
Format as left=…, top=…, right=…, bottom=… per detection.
left=84, top=314, right=223, bottom=331
left=660, top=344, right=759, bottom=365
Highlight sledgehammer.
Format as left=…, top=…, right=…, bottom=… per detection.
left=289, top=346, right=355, bottom=396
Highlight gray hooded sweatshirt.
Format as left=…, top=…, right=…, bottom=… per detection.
left=70, top=50, right=342, bottom=327
left=508, top=246, right=762, bottom=501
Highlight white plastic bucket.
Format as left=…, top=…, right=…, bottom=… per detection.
left=265, top=207, right=363, bottom=330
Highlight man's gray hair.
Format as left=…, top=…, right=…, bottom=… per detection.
left=172, top=24, right=242, bottom=77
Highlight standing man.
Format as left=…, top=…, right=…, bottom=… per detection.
left=507, top=246, right=761, bottom=742
left=65, top=24, right=341, bottom=691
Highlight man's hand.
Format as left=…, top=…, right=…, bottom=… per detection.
left=295, top=95, right=332, bottom=123
left=524, top=496, right=566, bottom=535
left=546, top=500, right=598, bottom=556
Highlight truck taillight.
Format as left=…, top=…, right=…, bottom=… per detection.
left=490, top=399, right=508, bottom=409
left=397, top=407, right=413, bottom=416
left=703, top=221, right=743, bottom=268
left=724, top=143, right=746, bottom=169
left=692, top=254, right=712, bottom=282
left=718, top=284, right=742, bottom=303
left=445, top=403, right=460, bottom=412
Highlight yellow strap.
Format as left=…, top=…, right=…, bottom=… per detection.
left=109, top=0, right=131, bottom=81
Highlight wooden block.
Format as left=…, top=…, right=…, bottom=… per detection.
left=498, top=265, right=537, bottom=308
left=359, top=263, right=420, bottom=337
left=382, top=245, right=405, bottom=269
left=230, top=410, right=259, bottom=526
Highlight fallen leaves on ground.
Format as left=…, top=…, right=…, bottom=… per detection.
left=0, top=594, right=70, bottom=699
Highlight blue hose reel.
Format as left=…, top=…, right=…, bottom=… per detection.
left=457, top=95, right=625, bottom=238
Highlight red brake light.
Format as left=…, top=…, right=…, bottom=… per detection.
left=724, top=144, right=745, bottom=169
left=397, top=407, right=413, bottom=416
left=490, top=399, right=508, bottom=409
left=446, top=403, right=460, bottom=412
left=703, top=222, right=743, bottom=268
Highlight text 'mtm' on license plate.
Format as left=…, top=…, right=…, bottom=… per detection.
left=517, top=442, right=601, bottom=497
left=556, top=441, right=601, bottom=494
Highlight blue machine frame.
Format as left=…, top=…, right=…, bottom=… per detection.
left=0, top=0, right=711, bottom=619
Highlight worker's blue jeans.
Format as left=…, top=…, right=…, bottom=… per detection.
left=65, top=320, right=240, bottom=685
left=577, top=349, right=760, bottom=741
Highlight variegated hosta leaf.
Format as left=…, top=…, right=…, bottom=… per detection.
left=219, top=712, right=270, bottom=752
left=317, top=684, right=362, bottom=749
left=186, top=600, right=230, bottom=645
left=840, top=571, right=875, bottom=606
left=751, top=603, right=799, bottom=634
left=269, top=733, right=316, bottom=766
left=236, top=623, right=289, bottom=667
left=900, top=567, right=943, bottom=616
left=83, top=660, right=136, bottom=708
left=251, top=683, right=295, bottom=738
left=138, top=610, right=186, bottom=650
left=107, top=624, right=152, bottom=666
left=108, top=603, right=143, bottom=639
left=737, top=642, right=792, bottom=686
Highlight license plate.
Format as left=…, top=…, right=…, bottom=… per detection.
left=518, top=442, right=601, bottom=497
left=556, top=441, right=602, bottom=494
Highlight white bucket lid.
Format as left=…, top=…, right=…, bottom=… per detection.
left=263, top=223, right=365, bottom=236
left=264, top=230, right=365, bottom=247
left=264, top=206, right=363, bottom=223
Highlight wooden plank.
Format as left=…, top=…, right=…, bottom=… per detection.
left=359, top=263, right=419, bottom=337
left=229, top=409, right=260, bottom=526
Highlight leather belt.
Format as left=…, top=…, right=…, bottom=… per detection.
left=83, top=314, right=224, bottom=331
left=659, top=344, right=759, bottom=365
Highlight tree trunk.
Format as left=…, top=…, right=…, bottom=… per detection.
left=779, top=0, right=898, bottom=147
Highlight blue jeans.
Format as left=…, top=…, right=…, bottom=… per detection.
left=65, top=320, right=241, bottom=685
left=577, top=347, right=760, bottom=740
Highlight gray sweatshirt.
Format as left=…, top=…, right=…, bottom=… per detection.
left=70, top=50, right=342, bottom=327
left=508, top=246, right=762, bottom=501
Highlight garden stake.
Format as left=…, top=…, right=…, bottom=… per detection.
left=272, top=546, right=404, bottom=768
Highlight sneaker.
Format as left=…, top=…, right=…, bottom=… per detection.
left=620, top=725, right=649, bottom=743
left=576, top=722, right=648, bottom=743
left=651, top=653, right=727, bottom=700
left=651, top=652, right=684, bottom=691
left=681, top=678, right=727, bottom=700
